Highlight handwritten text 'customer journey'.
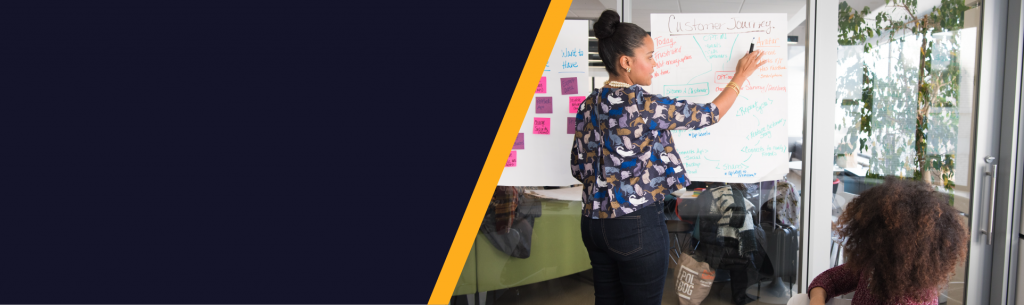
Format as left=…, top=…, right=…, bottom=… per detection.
left=651, top=13, right=790, bottom=183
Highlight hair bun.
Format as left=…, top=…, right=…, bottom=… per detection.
left=593, top=10, right=620, bottom=40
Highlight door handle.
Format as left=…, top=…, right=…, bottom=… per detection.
left=979, top=156, right=997, bottom=245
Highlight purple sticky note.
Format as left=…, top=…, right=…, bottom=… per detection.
left=569, top=96, right=586, bottom=113
left=560, top=77, right=578, bottom=95
left=536, top=77, right=547, bottom=93
left=506, top=151, right=517, bottom=167
left=532, top=117, right=550, bottom=135
left=535, top=97, right=552, bottom=114
left=513, top=133, right=524, bottom=150
left=567, top=117, right=576, bottom=134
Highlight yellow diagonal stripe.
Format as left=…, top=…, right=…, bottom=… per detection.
left=427, top=1, right=573, bottom=304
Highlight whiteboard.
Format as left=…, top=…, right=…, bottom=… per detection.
left=650, top=14, right=790, bottom=183
left=498, top=20, right=589, bottom=186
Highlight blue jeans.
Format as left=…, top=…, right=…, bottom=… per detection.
left=580, top=202, right=669, bottom=305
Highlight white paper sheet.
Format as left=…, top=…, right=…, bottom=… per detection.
left=498, top=20, right=589, bottom=186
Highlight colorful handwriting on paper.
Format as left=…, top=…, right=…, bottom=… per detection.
left=533, top=118, right=551, bottom=134
left=665, top=16, right=776, bottom=35
left=654, top=36, right=676, bottom=49
left=506, top=151, right=517, bottom=167
left=687, top=130, right=711, bottom=138
left=560, top=48, right=586, bottom=70
left=513, top=133, right=525, bottom=150
left=560, top=77, right=578, bottom=95
left=537, top=77, right=547, bottom=93
left=677, top=148, right=710, bottom=161
left=567, top=117, right=576, bottom=134
left=664, top=83, right=710, bottom=97
left=756, top=37, right=780, bottom=46
left=651, top=36, right=694, bottom=77
left=714, top=71, right=736, bottom=84
left=745, top=118, right=786, bottom=140
left=561, top=48, right=586, bottom=58
left=734, top=99, right=772, bottom=116
left=568, top=96, right=586, bottom=113
left=724, top=170, right=756, bottom=178
left=740, top=144, right=787, bottom=157
left=535, top=97, right=553, bottom=114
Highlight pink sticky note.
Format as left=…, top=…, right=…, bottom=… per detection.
left=535, top=97, right=552, bottom=114
left=567, top=117, right=576, bottom=134
left=513, top=133, right=524, bottom=150
left=536, top=77, right=547, bottom=93
left=532, top=117, right=550, bottom=134
left=506, top=151, right=517, bottom=167
left=560, top=77, right=578, bottom=95
left=569, top=96, right=586, bottom=113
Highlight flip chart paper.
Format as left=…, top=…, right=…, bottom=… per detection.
left=498, top=20, right=588, bottom=186
left=650, top=14, right=789, bottom=183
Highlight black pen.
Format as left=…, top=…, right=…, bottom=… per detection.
left=749, top=37, right=756, bottom=54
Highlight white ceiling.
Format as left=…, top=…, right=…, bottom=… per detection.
left=568, top=0, right=809, bottom=32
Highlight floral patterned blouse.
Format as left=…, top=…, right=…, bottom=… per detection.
left=570, top=85, right=720, bottom=219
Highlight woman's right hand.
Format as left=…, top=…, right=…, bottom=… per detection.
left=732, top=50, right=769, bottom=84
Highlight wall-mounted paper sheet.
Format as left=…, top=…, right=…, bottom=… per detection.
left=498, top=20, right=588, bottom=186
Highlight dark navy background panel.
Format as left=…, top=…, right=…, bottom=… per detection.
left=0, top=1, right=548, bottom=303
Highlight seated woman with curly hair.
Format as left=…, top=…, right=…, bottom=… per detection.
left=809, top=177, right=969, bottom=305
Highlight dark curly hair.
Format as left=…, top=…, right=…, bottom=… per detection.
left=835, top=177, right=968, bottom=303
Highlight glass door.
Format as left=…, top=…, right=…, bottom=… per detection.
left=821, top=0, right=1023, bottom=302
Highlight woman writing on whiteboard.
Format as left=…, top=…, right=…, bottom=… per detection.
left=569, top=10, right=767, bottom=305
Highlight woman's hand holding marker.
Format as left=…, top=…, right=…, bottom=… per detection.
left=732, top=50, right=769, bottom=86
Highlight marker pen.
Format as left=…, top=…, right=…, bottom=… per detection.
left=749, top=37, right=756, bottom=54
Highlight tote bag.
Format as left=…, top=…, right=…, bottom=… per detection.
left=674, top=251, right=715, bottom=305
